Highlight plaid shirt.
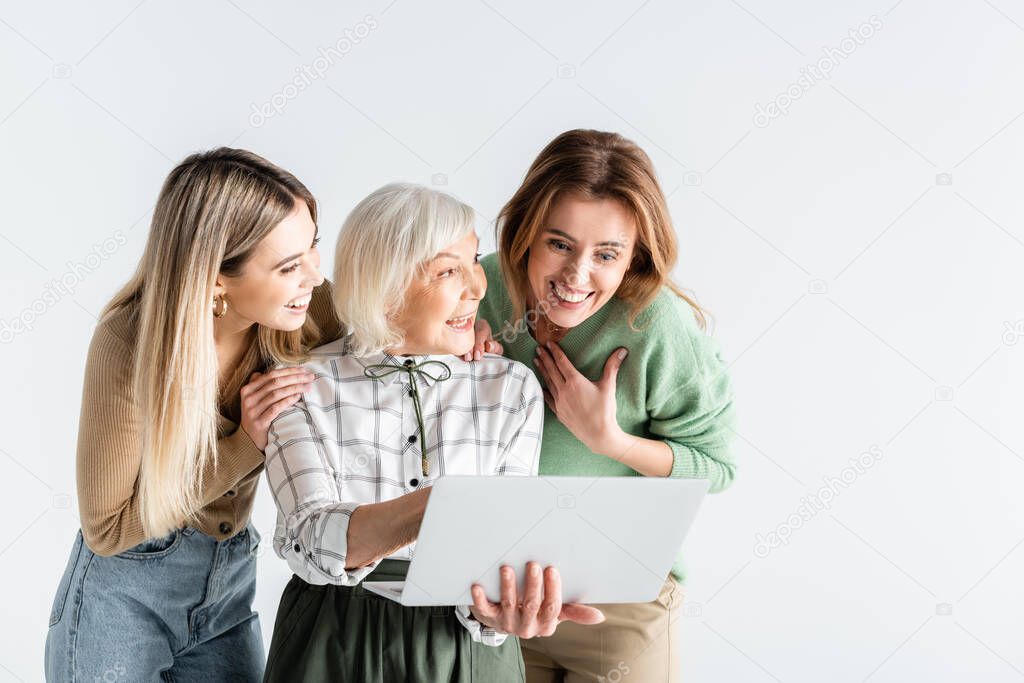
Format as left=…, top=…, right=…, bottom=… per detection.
left=265, top=338, right=543, bottom=645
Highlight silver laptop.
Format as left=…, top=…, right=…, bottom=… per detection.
left=363, top=475, right=709, bottom=606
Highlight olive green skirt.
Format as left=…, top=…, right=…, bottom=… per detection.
left=264, top=560, right=525, bottom=682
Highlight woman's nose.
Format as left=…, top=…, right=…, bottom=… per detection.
left=465, top=266, right=486, bottom=300
left=304, top=262, right=325, bottom=288
left=564, top=259, right=591, bottom=289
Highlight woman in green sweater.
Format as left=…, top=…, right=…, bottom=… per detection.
left=467, top=129, right=737, bottom=682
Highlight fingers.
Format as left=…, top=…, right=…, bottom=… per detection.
left=241, top=366, right=312, bottom=397
left=250, top=373, right=313, bottom=417
left=499, top=565, right=520, bottom=614
left=544, top=342, right=577, bottom=382
left=533, top=347, right=565, bottom=392
left=470, top=585, right=500, bottom=622
left=541, top=388, right=556, bottom=414
left=473, top=318, right=492, bottom=347
left=559, top=603, right=605, bottom=625
left=470, top=319, right=494, bottom=362
left=498, top=565, right=519, bottom=632
left=518, top=562, right=544, bottom=635
left=600, top=347, right=628, bottom=387
left=536, top=566, right=563, bottom=636
left=256, top=391, right=305, bottom=428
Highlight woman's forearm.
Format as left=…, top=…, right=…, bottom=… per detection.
left=345, top=487, right=432, bottom=569
left=598, top=430, right=674, bottom=477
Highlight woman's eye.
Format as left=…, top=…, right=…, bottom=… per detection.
left=549, top=239, right=570, bottom=252
left=439, top=268, right=456, bottom=279
left=597, top=252, right=617, bottom=263
left=311, top=237, right=321, bottom=248
left=281, top=262, right=301, bottom=274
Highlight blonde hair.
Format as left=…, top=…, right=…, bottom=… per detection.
left=104, top=147, right=324, bottom=537
left=333, top=182, right=475, bottom=356
left=497, top=129, right=707, bottom=330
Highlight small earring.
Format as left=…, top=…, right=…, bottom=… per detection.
left=213, top=295, right=229, bottom=318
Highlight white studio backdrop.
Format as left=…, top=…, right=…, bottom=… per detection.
left=2, top=1, right=1023, bottom=681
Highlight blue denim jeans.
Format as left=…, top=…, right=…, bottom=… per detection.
left=45, top=524, right=264, bottom=682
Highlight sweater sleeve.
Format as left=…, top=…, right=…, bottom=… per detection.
left=76, top=323, right=265, bottom=557
left=645, top=297, right=737, bottom=493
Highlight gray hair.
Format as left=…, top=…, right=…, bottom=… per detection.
left=332, top=182, right=476, bottom=356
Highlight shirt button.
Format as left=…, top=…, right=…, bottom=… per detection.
left=223, top=489, right=236, bottom=498
left=407, top=389, right=414, bottom=397
left=403, top=359, right=414, bottom=367
left=408, top=435, right=417, bottom=443
left=219, top=522, right=233, bottom=535
left=409, top=478, right=420, bottom=488
left=294, top=543, right=300, bottom=553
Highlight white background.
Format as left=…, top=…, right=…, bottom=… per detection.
left=2, top=0, right=1023, bottom=681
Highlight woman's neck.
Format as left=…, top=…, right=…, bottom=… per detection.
left=526, top=294, right=570, bottom=346
left=214, top=318, right=256, bottom=389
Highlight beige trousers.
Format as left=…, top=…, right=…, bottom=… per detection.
left=521, top=574, right=684, bottom=683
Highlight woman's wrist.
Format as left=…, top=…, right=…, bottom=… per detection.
left=592, top=425, right=633, bottom=462
left=595, top=428, right=675, bottom=477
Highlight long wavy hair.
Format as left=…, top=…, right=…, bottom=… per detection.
left=103, top=148, right=324, bottom=537
left=496, top=129, right=707, bottom=330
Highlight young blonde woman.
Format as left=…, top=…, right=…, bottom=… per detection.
left=468, top=129, right=738, bottom=682
left=44, top=148, right=339, bottom=681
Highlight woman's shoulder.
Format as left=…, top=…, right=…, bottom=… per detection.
left=78, top=306, right=139, bottom=393
left=306, top=336, right=348, bottom=366
left=468, top=353, right=542, bottom=399
left=632, top=285, right=704, bottom=338
left=92, top=305, right=138, bottom=358
left=621, top=285, right=722, bottom=373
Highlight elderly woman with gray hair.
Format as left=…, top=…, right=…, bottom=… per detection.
left=261, top=183, right=604, bottom=682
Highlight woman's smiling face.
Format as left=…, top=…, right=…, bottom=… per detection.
left=526, top=194, right=637, bottom=329
left=389, top=231, right=486, bottom=356
left=216, top=200, right=324, bottom=332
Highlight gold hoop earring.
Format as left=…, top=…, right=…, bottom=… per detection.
left=213, top=295, right=228, bottom=318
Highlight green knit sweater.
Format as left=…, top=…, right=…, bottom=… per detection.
left=477, top=252, right=737, bottom=583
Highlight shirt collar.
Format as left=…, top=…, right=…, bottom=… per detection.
left=356, top=350, right=454, bottom=387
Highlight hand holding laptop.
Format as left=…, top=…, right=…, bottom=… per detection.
left=469, top=562, right=605, bottom=638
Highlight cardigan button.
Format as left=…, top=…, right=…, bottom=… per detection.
left=223, top=489, right=236, bottom=498
left=219, top=522, right=233, bottom=535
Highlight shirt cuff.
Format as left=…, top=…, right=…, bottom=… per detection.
left=454, top=605, right=509, bottom=647
left=282, top=502, right=380, bottom=586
